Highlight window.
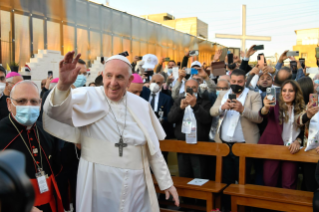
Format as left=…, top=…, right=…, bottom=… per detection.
left=301, top=53, right=307, bottom=59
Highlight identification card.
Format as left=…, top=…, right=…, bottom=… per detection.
left=33, top=148, right=38, bottom=154
left=35, top=171, right=49, bottom=194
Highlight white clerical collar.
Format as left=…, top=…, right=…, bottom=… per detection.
left=106, top=93, right=127, bottom=105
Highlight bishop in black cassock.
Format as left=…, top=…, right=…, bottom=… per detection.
left=0, top=81, right=64, bottom=212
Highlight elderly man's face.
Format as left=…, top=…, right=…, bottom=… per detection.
left=192, top=75, right=203, bottom=85
left=0, top=72, right=5, bottom=83
left=216, top=80, right=229, bottom=91
left=151, top=74, right=164, bottom=88
left=103, top=60, right=134, bottom=101
left=7, top=82, right=41, bottom=117
left=128, top=83, right=143, bottom=96
left=185, top=79, right=199, bottom=94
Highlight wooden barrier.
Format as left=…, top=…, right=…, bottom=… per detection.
left=154, top=140, right=230, bottom=212
left=224, top=143, right=319, bottom=212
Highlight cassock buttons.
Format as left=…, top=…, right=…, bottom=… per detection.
left=36, top=161, right=40, bottom=164
left=30, top=138, right=33, bottom=141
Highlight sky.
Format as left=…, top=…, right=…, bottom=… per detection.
left=94, top=0, right=319, bottom=59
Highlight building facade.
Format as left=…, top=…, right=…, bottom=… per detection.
left=0, top=0, right=222, bottom=71
left=293, top=28, right=319, bottom=67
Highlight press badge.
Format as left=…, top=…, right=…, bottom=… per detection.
left=36, top=171, right=49, bottom=193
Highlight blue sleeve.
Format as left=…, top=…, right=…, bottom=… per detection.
left=275, top=62, right=283, bottom=73
left=296, top=68, right=305, bottom=81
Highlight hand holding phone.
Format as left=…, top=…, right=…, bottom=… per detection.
left=228, top=93, right=236, bottom=102
left=266, top=87, right=276, bottom=106
left=186, top=87, right=194, bottom=95
left=48, top=71, right=53, bottom=78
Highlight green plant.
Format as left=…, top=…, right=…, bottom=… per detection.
left=9, top=62, right=19, bottom=67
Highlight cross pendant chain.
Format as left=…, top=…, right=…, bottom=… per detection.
left=115, top=136, right=128, bottom=157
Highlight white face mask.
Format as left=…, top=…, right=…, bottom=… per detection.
left=0, top=82, right=6, bottom=94
left=150, top=82, right=160, bottom=93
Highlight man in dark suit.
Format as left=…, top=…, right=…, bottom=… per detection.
left=144, top=74, right=174, bottom=139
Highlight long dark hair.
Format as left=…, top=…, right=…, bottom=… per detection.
left=297, top=77, right=314, bottom=104
left=279, top=80, right=305, bottom=124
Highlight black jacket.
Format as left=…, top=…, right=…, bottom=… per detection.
left=0, top=94, right=9, bottom=121
left=168, top=96, right=212, bottom=141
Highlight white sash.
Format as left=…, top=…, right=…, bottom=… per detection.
left=220, top=87, right=249, bottom=138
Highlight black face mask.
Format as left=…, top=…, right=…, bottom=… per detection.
left=258, top=85, right=268, bottom=92
left=230, top=84, right=244, bottom=94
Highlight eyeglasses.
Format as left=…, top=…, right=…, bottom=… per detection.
left=11, top=97, right=41, bottom=106
left=216, top=87, right=229, bottom=91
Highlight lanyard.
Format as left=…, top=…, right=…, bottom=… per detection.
left=9, top=114, right=44, bottom=172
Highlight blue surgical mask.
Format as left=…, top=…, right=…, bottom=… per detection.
left=216, top=90, right=220, bottom=96
left=314, top=80, right=319, bottom=85
left=74, top=75, right=87, bottom=88
left=12, top=105, right=40, bottom=126
left=167, top=69, right=173, bottom=75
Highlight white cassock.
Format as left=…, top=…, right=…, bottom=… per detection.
left=43, top=86, right=173, bottom=212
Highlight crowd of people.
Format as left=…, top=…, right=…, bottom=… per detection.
left=1, top=44, right=319, bottom=212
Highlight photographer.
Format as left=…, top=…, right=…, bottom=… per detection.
left=168, top=79, right=212, bottom=180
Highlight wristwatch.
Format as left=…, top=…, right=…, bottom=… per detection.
left=296, top=138, right=302, bottom=145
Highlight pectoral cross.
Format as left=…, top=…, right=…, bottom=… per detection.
left=115, top=136, right=127, bottom=157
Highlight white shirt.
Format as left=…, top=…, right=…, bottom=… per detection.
left=149, top=91, right=160, bottom=112
left=220, top=92, right=246, bottom=143
left=221, top=110, right=245, bottom=142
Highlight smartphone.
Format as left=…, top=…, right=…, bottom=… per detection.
left=228, top=93, right=236, bottom=102
left=309, top=94, right=318, bottom=107
left=253, top=45, right=264, bottom=50
left=257, top=53, right=266, bottom=68
left=164, top=57, right=170, bottom=62
left=186, top=87, right=194, bottom=95
left=219, top=48, right=228, bottom=62
left=266, top=87, right=276, bottom=106
left=299, top=58, right=305, bottom=69
left=290, top=61, right=298, bottom=73
left=228, top=53, right=233, bottom=64
left=316, top=47, right=319, bottom=58
left=287, top=51, right=299, bottom=57
left=189, top=50, right=199, bottom=57
left=48, top=71, right=53, bottom=78
left=138, top=56, right=143, bottom=60
left=119, top=51, right=129, bottom=57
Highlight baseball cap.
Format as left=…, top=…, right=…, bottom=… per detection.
left=191, top=61, right=202, bottom=68
left=142, top=54, right=158, bottom=70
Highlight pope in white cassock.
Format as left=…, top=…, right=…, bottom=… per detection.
left=42, top=51, right=179, bottom=212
